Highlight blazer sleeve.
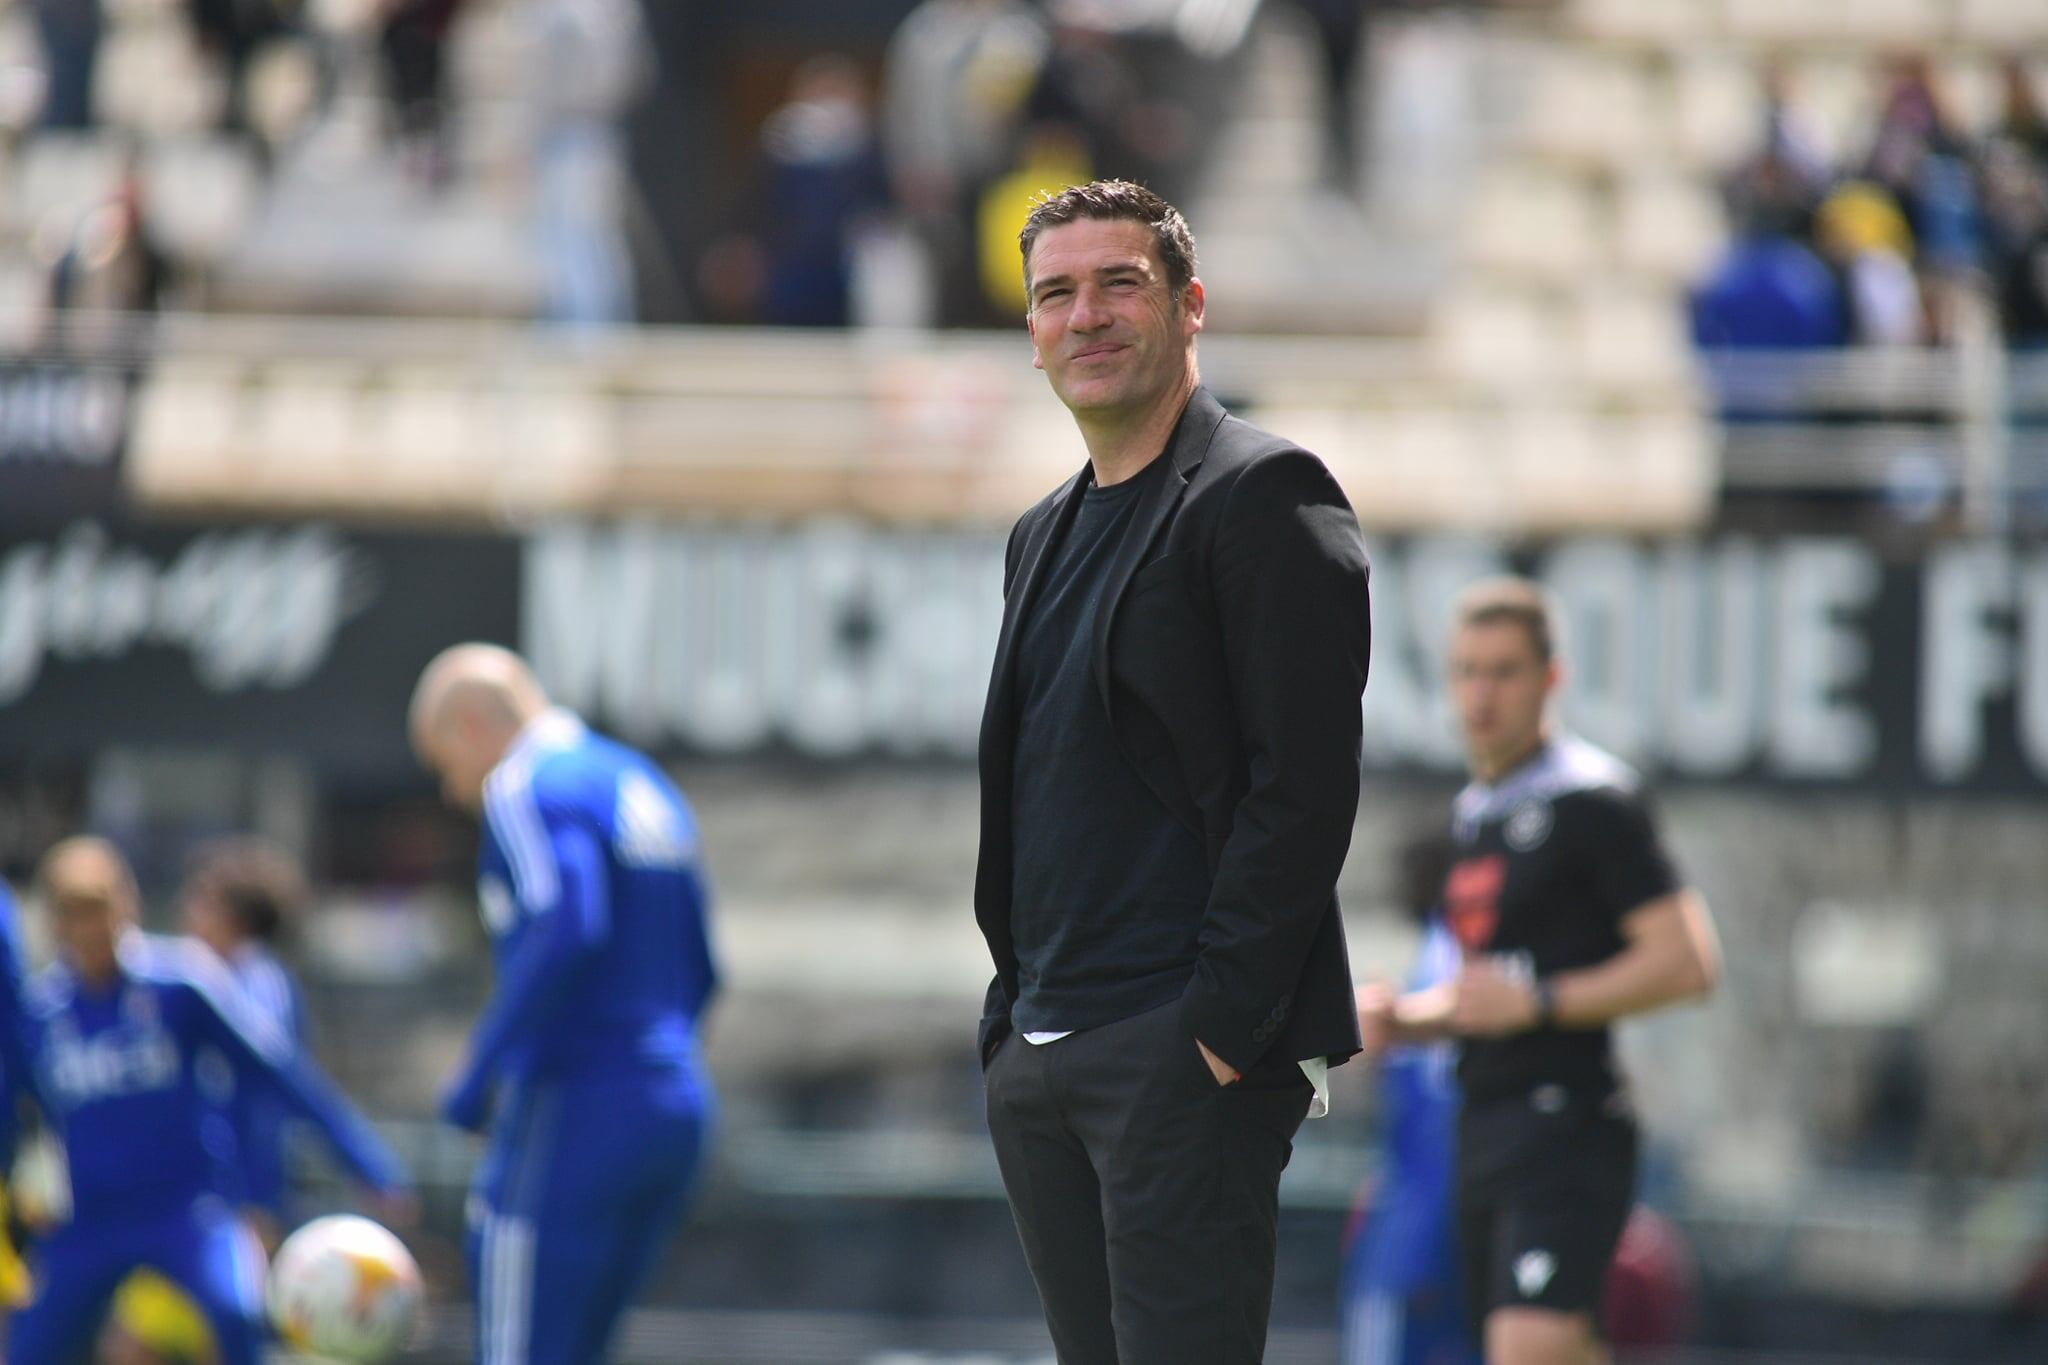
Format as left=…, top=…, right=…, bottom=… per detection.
left=1181, top=447, right=1371, bottom=1072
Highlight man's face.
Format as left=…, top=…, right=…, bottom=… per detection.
left=180, top=885, right=236, bottom=958
left=1448, top=619, right=1557, bottom=773
left=47, top=857, right=133, bottom=986
left=1025, top=217, right=1202, bottom=419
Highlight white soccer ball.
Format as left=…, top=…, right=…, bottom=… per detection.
left=267, top=1214, right=423, bottom=1362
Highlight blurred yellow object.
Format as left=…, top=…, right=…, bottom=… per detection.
left=111, top=1270, right=219, bottom=1364
left=979, top=134, right=1094, bottom=315
left=1817, top=181, right=1916, bottom=258
left=0, top=1185, right=30, bottom=1308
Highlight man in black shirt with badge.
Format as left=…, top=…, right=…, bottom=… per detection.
left=1360, top=577, right=1721, bottom=1365
left=974, top=180, right=1372, bottom=1364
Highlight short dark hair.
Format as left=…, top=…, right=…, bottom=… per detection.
left=1454, top=576, right=1560, bottom=665
left=184, top=838, right=308, bottom=943
left=1018, top=179, right=1197, bottom=299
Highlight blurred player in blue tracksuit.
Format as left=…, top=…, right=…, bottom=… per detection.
left=0, top=877, right=48, bottom=1311
left=177, top=838, right=317, bottom=1242
left=100, top=837, right=323, bottom=1365
left=411, top=644, right=720, bottom=1365
left=11, top=837, right=410, bottom=1365
left=1341, top=834, right=1479, bottom=1365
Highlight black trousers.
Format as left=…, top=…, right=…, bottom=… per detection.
left=984, top=1001, right=1313, bottom=1364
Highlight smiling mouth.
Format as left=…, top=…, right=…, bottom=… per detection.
left=1070, top=344, right=1126, bottom=362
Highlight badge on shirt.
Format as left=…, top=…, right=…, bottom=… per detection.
left=1504, top=798, right=1554, bottom=852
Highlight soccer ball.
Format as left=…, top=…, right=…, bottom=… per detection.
left=268, top=1214, right=423, bottom=1362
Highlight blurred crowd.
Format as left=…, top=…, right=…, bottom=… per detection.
left=1692, top=55, right=2048, bottom=352
left=9, top=0, right=1393, bottom=332
left=703, top=0, right=1281, bottom=330
left=12, top=0, right=654, bottom=334
left=23, top=0, right=471, bottom=176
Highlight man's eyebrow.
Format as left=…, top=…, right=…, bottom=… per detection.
left=1031, top=261, right=1153, bottom=296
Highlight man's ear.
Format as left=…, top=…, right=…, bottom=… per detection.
left=1181, top=277, right=1206, bottom=337
left=1027, top=309, right=1045, bottom=371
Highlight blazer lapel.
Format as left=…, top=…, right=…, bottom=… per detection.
left=1090, top=386, right=1228, bottom=719
left=987, top=465, right=1090, bottom=732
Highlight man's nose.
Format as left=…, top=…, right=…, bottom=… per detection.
left=1069, top=285, right=1112, bottom=331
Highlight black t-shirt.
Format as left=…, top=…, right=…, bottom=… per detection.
left=1443, top=736, right=1682, bottom=1107
left=1008, top=454, right=1213, bottom=1035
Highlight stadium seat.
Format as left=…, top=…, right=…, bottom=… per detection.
left=93, top=10, right=216, bottom=134
left=247, top=363, right=362, bottom=490
left=1934, top=56, right=2002, bottom=138
left=9, top=134, right=123, bottom=241
left=1957, top=0, right=2048, bottom=46
left=1512, top=47, right=1666, bottom=170
left=1501, top=406, right=1606, bottom=526
left=1462, top=166, right=1604, bottom=284
left=1565, top=0, right=1716, bottom=49
left=126, top=358, right=250, bottom=502
left=1571, top=286, right=1693, bottom=392
left=1428, top=287, right=1560, bottom=388
left=1784, top=57, right=1878, bottom=165
left=1721, top=0, right=1945, bottom=48
left=1614, top=172, right=1726, bottom=285
left=375, top=372, right=477, bottom=475
left=144, top=138, right=261, bottom=264
left=0, top=5, right=42, bottom=126
left=1361, top=406, right=1490, bottom=528
left=1672, top=53, right=1763, bottom=171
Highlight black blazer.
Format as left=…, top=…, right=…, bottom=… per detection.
left=974, top=386, right=1371, bottom=1075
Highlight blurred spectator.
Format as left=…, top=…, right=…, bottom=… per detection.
left=1990, top=59, right=2048, bottom=170
left=976, top=123, right=1091, bottom=317
left=28, top=0, right=102, bottom=130
left=1863, top=57, right=1970, bottom=248
left=185, top=0, right=292, bottom=136
left=1707, top=56, right=2048, bottom=351
left=1724, top=63, right=1829, bottom=242
left=1689, top=231, right=1845, bottom=352
left=1337, top=826, right=1475, bottom=1365
left=527, top=0, right=653, bottom=330
left=37, top=152, right=173, bottom=353
left=882, top=0, right=1049, bottom=323
left=378, top=0, right=467, bottom=187
left=1025, top=13, right=1156, bottom=191
left=1294, top=0, right=1370, bottom=193
left=1602, top=1206, right=1700, bottom=1355
left=1814, top=182, right=1924, bottom=346
left=751, top=56, right=890, bottom=328
left=1982, top=142, right=2048, bottom=349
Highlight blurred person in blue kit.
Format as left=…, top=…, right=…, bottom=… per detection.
left=0, top=875, right=48, bottom=1316
left=27, top=0, right=104, bottom=130
left=100, top=838, right=319, bottom=1365
left=1360, top=579, right=1720, bottom=1365
left=410, top=644, right=719, bottom=1365
left=1340, top=829, right=1477, bottom=1365
left=527, top=0, right=653, bottom=330
left=974, top=180, right=1372, bottom=1364
left=8, top=837, right=409, bottom=1365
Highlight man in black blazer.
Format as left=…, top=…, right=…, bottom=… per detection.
left=975, top=180, right=1372, bottom=1363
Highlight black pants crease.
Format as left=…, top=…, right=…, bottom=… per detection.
left=985, top=1001, right=1311, bottom=1365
